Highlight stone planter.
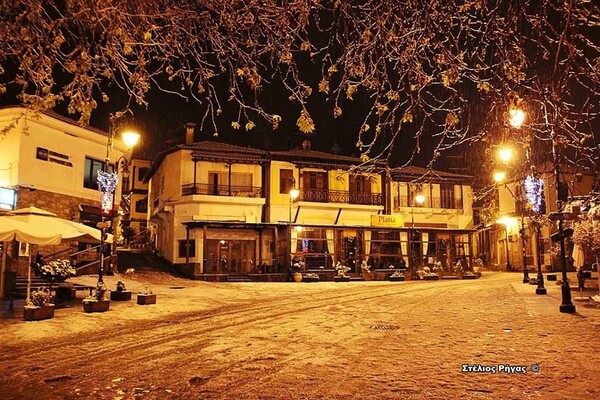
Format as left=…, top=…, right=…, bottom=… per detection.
left=110, top=290, right=132, bottom=301
left=137, top=293, right=157, bottom=305
left=83, top=299, right=110, bottom=313
left=302, top=275, right=320, bottom=283
left=334, top=276, right=351, bottom=282
left=23, top=304, right=55, bottom=321
left=389, top=275, right=405, bottom=282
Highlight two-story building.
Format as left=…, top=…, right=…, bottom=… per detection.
left=145, top=128, right=476, bottom=280
left=0, top=106, right=132, bottom=293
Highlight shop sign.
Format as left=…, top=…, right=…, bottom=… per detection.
left=36, top=147, right=73, bottom=167
left=370, top=214, right=403, bottom=227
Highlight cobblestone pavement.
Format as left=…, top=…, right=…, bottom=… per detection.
left=1, top=271, right=599, bottom=399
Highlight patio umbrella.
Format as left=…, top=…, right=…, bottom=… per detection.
left=0, top=206, right=113, bottom=301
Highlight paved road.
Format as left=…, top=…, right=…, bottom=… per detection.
left=1, top=272, right=599, bottom=399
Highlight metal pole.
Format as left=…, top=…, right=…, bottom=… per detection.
left=552, top=132, right=575, bottom=313
left=535, top=224, right=547, bottom=295
left=505, top=226, right=511, bottom=271
left=520, top=214, right=530, bottom=283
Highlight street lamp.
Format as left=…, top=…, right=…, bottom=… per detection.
left=410, top=191, right=425, bottom=276
left=509, top=105, right=572, bottom=311
left=289, top=181, right=300, bottom=271
left=97, top=115, right=140, bottom=284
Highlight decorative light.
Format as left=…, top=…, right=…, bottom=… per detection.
left=508, top=108, right=526, bottom=129
left=122, top=131, right=141, bottom=148
left=415, top=193, right=425, bottom=205
left=493, top=171, right=506, bottom=183
left=524, top=175, right=545, bottom=215
left=97, top=170, right=118, bottom=216
left=498, top=147, right=514, bottom=163
left=497, top=216, right=517, bottom=227
left=290, top=188, right=300, bottom=200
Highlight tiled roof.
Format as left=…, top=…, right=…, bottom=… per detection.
left=391, top=165, right=473, bottom=182
left=182, top=141, right=267, bottom=155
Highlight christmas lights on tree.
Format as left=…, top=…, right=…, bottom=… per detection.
left=97, top=170, right=118, bottom=216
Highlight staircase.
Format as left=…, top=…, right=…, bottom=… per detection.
left=116, top=249, right=175, bottom=273
left=226, top=275, right=252, bottom=283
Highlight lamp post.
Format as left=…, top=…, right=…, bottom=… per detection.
left=289, top=181, right=300, bottom=270
left=534, top=222, right=547, bottom=295
left=509, top=104, right=573, bottom=312
left=410, top=192, right=425, bottom=276
left=97, top=115, right=140, bottom=284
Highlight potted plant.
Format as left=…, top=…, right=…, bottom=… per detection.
left=291, top=260, right=304, bottom=282
left=32, top=258, right=77, bottom=300
left=82, top=283, right=110, bottom=313
left=23, top=287, right=55, bottom=321
left=388, top=270, right=405, bottom=282
left=110, top=280, right=132, bottom=301
left=303, top=272, right=320, bottom=283
left=418, top=266, right=439, bottom=280
left=137, top=287, right=157, bottom=305
left=334, top=262, right=351, bottom=282
left=361, top=260, right=375, bottom=281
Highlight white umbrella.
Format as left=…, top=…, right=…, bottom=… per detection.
left=1, top=206, right=113, bottom=302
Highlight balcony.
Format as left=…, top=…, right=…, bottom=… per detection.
left=393, top=195, right=463, bottom=211
left=300, top=189, right=383, bottom=205
left=182, top=183, right=262, bottom=198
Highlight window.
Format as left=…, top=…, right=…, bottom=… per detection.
left=280, top=169, right=294, bottom=194
left=138, top=167, right=149, bottom=182
left=83, top=157, right=104, bottom=190
left=178, top=240, right=195, bottom=258
left=135, top=197, right=148, bottom=213
left=440, top=184, right=455, bottom=209
left=302, top=171, right=328, bottom=202
left=350, top=175, right=371, bottom=193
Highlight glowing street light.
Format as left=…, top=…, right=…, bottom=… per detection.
left=508, top=108, right=526, bottom=129
left=498, top=147, right=514, bottom=163
left=493, top=171, right=507, bottom=183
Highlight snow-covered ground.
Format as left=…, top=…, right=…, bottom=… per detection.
left=1, top=271, right=599, bottom=399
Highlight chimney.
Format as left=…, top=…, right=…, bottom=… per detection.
left=184, top=122, right=196, bottom=145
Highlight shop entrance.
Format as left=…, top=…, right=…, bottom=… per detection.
left=205, top=239, right=256, bottom=274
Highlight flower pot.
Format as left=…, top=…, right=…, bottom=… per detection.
left=23, top=304, right=55, bottom=321
left=389, top=275, right=405, bottom=282
left=83, top=299, right=110, bottom=313
left=334, top=276, right=351, bottom=282
left=110, top=290, right=132, bottom=301
left=293, top=272, right=303, bottom=283
left=137, top=293, right=157, bottom=305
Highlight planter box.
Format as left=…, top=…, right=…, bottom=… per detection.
left=110, top=290, right=132, bottom=301
left=56, top=285, right=77, bottom=300
left=463, top=274, right=477, bottom=280
left=137, top=293, right=157, bottom=305
left=389, top=276, right=405, bottom=282
left=83, top=299, right=110, bottom=313
left=423, top=275, right=439, bottom=281
left=334, top=276, right=351, bottom=282
left=546, top=274, right=558, bottom=281
left=302, top=276, right=320, bottom=283
left=23, top=304, right=55, bottom=321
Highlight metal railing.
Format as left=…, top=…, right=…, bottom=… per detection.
left=300, top=189, right=383, bottom=205
left=182, top=183, right=262, bottom=198
left=394, top=195, right=463, bottom=210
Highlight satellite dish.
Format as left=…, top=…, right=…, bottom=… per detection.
left=301, top=139, right=311, bottom=150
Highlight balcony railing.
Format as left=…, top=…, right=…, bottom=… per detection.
left=300, top=189, right=383, bottom=205
left=182, top=183, right=262, bottom=198
left=393, top=195, right=463, bottom=210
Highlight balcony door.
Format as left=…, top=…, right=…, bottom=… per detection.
left=350, top=175, right=371, bottom=204
left=302, top=172, right=328, bottom=202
